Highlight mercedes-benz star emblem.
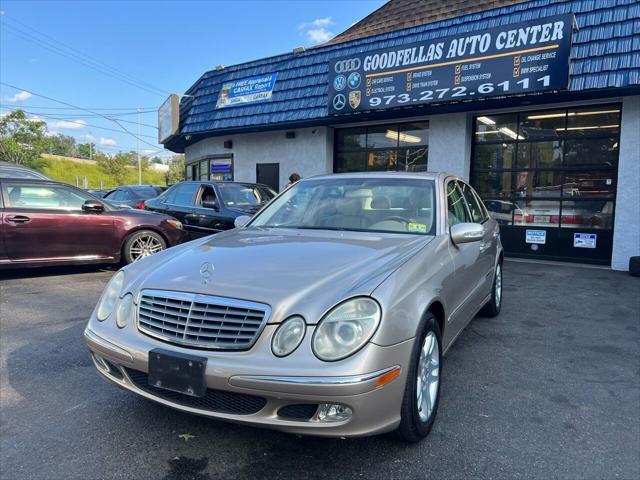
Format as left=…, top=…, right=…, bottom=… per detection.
left=332, top=94, right=346, bottom=111
left=200, top=262, right=214, bottom=284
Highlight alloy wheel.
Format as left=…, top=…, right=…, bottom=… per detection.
left=416, top=331, right=440, bottom=422
left=495, top=264, right=502, bottom=307
left=129, top=235, right=163, bottom=261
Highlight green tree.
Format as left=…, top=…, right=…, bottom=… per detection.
left=45, top=133, right=77, bottom=157
left=97, top=153, right=129, bottom=185
left=165, top=154, right=185, bottom=185
left=77, top=142, right=97, bottom=159
left=150, top=156, right=163, bottom=164
left=0, top=110, right=47, bottom=167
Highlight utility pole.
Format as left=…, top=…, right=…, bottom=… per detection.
left=137, top=108, right=141, bottom=185
left=89, top=131, right=93, bottom=160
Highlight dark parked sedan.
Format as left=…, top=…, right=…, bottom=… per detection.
left=144, top=181, right=276, bottom=238
left=103, top=185, right=165, bottom=209
left=0, top=161, right=51, bottom=180
left=0, top=179, right=188, bottom=269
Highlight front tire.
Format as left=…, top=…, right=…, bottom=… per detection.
left=480, top=261, right=502, bottom=317
left=122, top=230, right=166, bottom=264
left=395, top=313, right=442, bottom=442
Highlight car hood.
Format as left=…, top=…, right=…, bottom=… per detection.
left=131, top=227, right=433, bottom=323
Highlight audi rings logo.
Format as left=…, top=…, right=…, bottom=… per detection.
left=334, top=58, right=361, bottom=74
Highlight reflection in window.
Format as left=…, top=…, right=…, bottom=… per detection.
left=474, top=114, right=520, bottom=142
left=564, top=138, right=618, bottom=168
left=563, top=171, right=616, bottom=198
left=513, top=200, right=561, bottom=227
left=517, top=141, right=563, bottom=168
left=474, top=143, right=515, bottom=170
left=514, top=171, right=563, bottom=198
left=472, top=171, right=512, bottom=198
left=519, top=110, right=566, bottom=139
left=566, top=106, right=620, bottom=137
left=335, top=122, right=429, bottom=173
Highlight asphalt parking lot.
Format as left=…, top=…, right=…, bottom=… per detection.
left=1, top=261, right=639, bottom=480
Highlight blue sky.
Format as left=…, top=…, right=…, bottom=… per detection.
left=0, top=0, right=384, bottom=157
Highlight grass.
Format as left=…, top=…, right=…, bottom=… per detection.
left=38, top=155, right=168, bottom=189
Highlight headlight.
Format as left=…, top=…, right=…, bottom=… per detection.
left=166, top=219, right=183, bottom=230
left=312, top=297, right=381, bottom=361
left=96, top=271, right=124, bottom=321
left=272, top=316, right=306, bottom=357
left=115, top=293, right=134, bottom=328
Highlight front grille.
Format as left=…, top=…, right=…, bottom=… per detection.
left=137, top=289, right=270, bottom=350
left=125, top=368, right=267, bottom=415
left=278, top=404, right=318, bottom=420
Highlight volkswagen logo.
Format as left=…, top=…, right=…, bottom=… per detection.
left=333, top=75, right=346, bottom=91
left=199, top=262, right=215, bottom=284
left=334, top=58, right=361, bottom=74
left=332, top=94, right=346, bottom=111
left=347, top=72, right=361, bottom=89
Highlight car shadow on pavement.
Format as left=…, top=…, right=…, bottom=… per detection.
left=0, top=264, right=118, bottom=280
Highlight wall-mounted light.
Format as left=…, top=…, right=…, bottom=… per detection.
left=286, top=131, right=296, bottom=139
left=223, top=140, right=233, bottom=149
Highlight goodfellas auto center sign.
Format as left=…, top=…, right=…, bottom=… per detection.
left=328, top=14, right=574, bottom=114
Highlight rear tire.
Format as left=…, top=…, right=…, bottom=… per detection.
left=480, top=261, right=502, bottom=317
left=122, top=230, right=166, bottom=264
left=630, top=256, right=640, bottom=277
left=395, top=313, right=442, bottom=443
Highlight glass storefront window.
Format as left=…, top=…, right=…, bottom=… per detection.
left=519, top=110, right=566, bottom=140
left=562, top=171, right=616, bottom=198
left=473, top=143, right=515, bottom=170
left=513, top=199, right=562, bottom=227
left=334, top=121, right=429, bottom=173
left=517, top=141, right=563, bottom=168
left=514, top=170, right=563, bottom=198
left=564, top=137, right=619, bottom=168
left=474, top=113, right=519, bottom=142
left=399, top=122, right=429, bottom=146
left=566, top=105, right=621, bottom=138
left=367, top=125, right=399, bottom=149
left=559, top=200, right=614, bottom=229
left=472, top=171, right=512, bottom=199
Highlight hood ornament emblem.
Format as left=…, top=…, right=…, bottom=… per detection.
left=199, top=262, right=214, bottom=284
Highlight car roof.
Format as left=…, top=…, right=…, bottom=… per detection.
left=0, top=178, right=70, bottom=186
left=303, top=171, right=449, bottom=182
left=0, top=162, right=51, bottom=180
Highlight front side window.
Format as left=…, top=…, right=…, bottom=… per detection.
left=218, top=184, right=275, bottom=207
left=4, top=184, right=92, bottom=210
left=446, top=182, right=470, bottom=226
left=251, top=177, right=436, bottom=235
left=458, top=181, right=487, bottom=223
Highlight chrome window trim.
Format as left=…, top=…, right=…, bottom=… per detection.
left=135, top=289, right=271, bottom=350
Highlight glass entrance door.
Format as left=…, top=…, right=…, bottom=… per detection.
left=471, top=104, right=621, bottom=265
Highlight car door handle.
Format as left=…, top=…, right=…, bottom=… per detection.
left=7, top=215, right=31, bottom=224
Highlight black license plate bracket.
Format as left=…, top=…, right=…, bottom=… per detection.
left=148, top=349, right=207, bottom=397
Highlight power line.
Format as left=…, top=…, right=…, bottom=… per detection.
left=1, top=16, right=171, bottom=97
left=1, top=82, right=163, bottom=149
left=2, top=105, right=158, bottom=137
left=0, top=105, right=158, bottom=125
left=0, top=105, right=158, bottom=111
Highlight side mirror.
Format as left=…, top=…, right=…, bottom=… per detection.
left=450, top=222, right=484, bottom=245
left=234, top=215, right=251, bottom=228
left=202, top=200, right=219, bottom=211
left=82, top=200, right=105, bottom=213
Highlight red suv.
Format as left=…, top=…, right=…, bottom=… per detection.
left=0, top=179, right=189, bottom=269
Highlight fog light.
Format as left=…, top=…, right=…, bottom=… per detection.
left=316, top=403, right=352, bottom=422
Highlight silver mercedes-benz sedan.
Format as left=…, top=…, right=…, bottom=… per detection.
left=85, top=172, right=503, bottom=442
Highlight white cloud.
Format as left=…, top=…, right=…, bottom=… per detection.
left=298, top=17, right=335, bottom=45
left=306, top=28, right=334, bottom=44
left=47, top=119, right=86, bottom=130
left=99, top=137, right=117, bottom=146
left=8, top=91, right=32, bottom=103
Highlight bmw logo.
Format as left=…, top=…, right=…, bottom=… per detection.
left=348, top=72, right=361, bottom=89
left=332, top=94, right=346, bottom=111
left=333, top=75, right=346, bottom=91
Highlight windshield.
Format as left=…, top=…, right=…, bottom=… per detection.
left=251, top=176, right=436, bottom=235
left=218, top=184, right=275, bottom=207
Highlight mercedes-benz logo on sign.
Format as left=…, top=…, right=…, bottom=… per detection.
left=332, top=94, right=346, bottom=111
left=200, top=262, right=214, bottom=284
left=334, top=58, right=361, bottom=73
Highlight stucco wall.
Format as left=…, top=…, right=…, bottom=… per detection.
left=185, top=127, right=333, bottom=191
left=427, top=113, right=473, bottom=179
left=611, top=95, right=640, bottom=271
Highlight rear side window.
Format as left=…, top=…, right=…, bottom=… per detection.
left=168, top=183, right=199, bottom=206
left=446, top=181, right=470, bottom=226
left=458, top=181, right=487, bottom=223
left=3, top=183, right=92, bottom=210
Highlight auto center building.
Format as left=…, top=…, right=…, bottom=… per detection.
left=160, top=0, right=639, bottom=270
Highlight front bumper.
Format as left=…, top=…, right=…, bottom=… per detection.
left=84, top=319, right=414, bottom=437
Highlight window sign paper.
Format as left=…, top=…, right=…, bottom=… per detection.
left=526, top=229, right=546, bottom=244
left=574, top=233, right=597, bottom=249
